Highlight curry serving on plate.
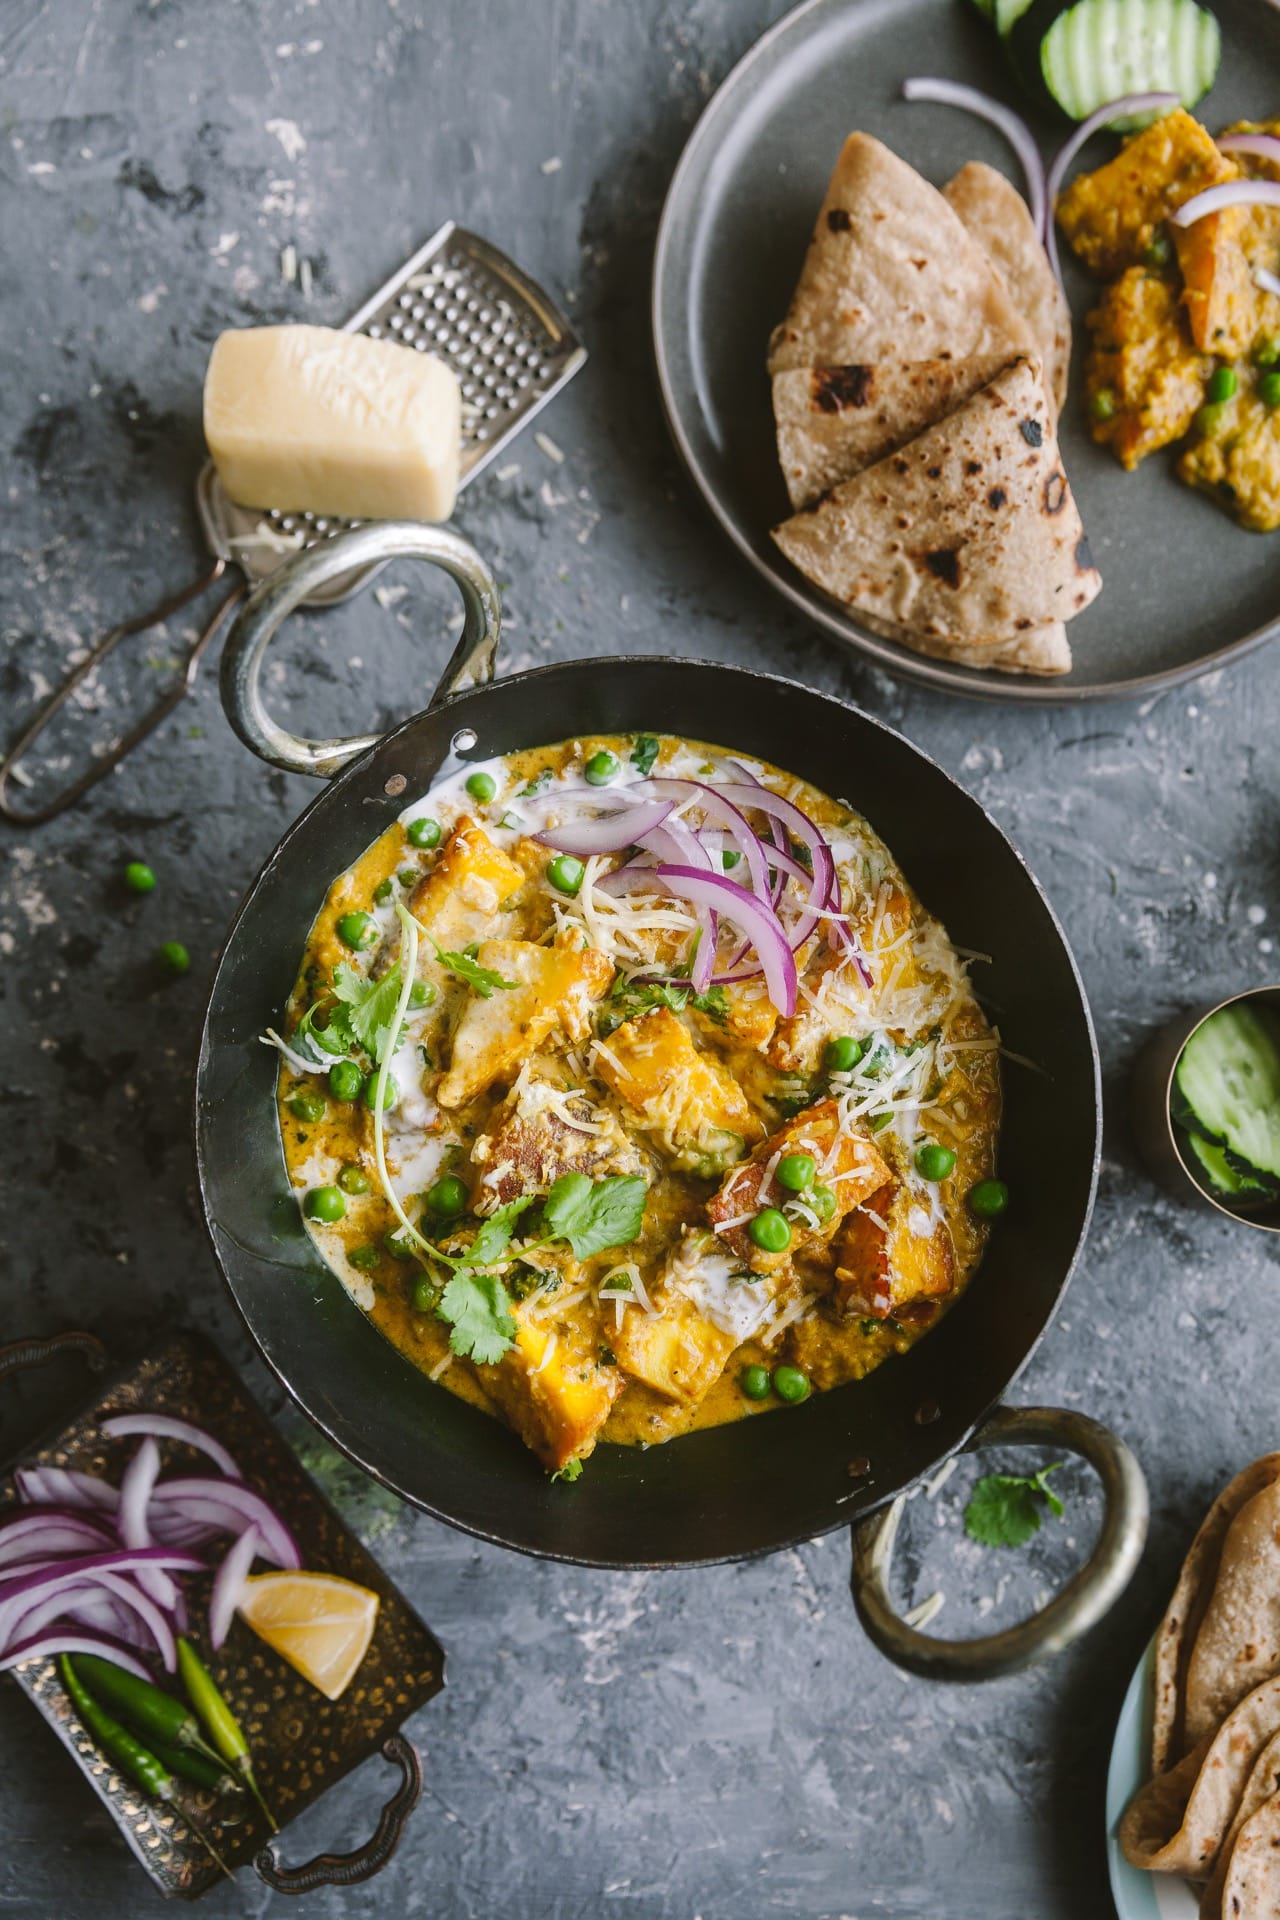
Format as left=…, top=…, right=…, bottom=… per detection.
left=268, top=734, right=1002, bottom=1475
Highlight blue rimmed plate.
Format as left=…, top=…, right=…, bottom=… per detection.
left=1106, top=1639, right=1198, bottom=1920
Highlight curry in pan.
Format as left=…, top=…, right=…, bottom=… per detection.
left=268, top=734, right=1004, bottom=1475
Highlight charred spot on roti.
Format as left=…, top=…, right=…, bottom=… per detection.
left=1019, top=418, right=1044, bottom=448
left=988, top=487, right=1007, bottom=510
left=926, top=465, right=942, bottom=480
left=810, top=365, right=873, bottom=413
left=826, top=207, right=852, bottom=233
left=924, top=549, right=961, bottom=589
left=966, top=460, right=982, bottom=475
left=1043, top=473, right=1067, bottom=515
left=1015, top=617, right=1033, bottom=630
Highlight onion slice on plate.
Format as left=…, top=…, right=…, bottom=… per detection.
left=902, top=77, right=1047, bottom=238
left=209, top=1525, right=261, bottom=1651
left=1172, top=180, right=1280, bottom=226
left=1218, top=132, right=1280, bottom=165
left=1044, top=92, right=1179, bottom=282
left=0, top=1631, right=152, bottom=1679
left=653, top=867, right=799, bottom=1017
left=98, top=1412, right=242, bottom=1481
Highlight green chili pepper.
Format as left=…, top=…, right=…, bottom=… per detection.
left=177, top=1636, right=277, bottom=1833
left=149, top=1737, right=240, bottom=1795
left=73, top=1653, right=224, bottom=1767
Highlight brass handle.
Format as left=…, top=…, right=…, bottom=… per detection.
left=253, top=1732, right=423, bottom=1892
left=218, top=522, right=502, bottom=778
left=849, top=1405, right=1148, bottom=1680
left=0, top=1330, right=108, bottom=1385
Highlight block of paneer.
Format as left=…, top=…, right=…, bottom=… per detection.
left=590, top=1007, right=764, bottom=1174
left=693, top=980, right=778, bottom=1053
left=479, top=1303, right=626, bottom=1470
left=1084, top=268, right=1210, bottom=469
left=706, top=1100, right=889, bottom=1272
left=612, top=1229, right=791, bottom=1405
left=1055, top=108, right=1238, bottom=279
left=408, top=817, right=525, bottom=953
left=829, top=1177, right=955, bottom=1322
left=470, top=1059, right=649, bottom=1207
left=438, top=938, right=613, bottom=1108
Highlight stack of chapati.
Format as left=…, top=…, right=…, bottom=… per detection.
left=1121, top=1455, right=1280, bottom=1915
left=768, top=135, right=1098, bottom=677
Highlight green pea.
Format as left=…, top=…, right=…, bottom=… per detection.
left=1194, top=401, right=1228, bottom=439
left=408, top=980, right=434, bottom=1009
left=407, top=816, right=442, bottom=849
left=825, top=1035, right=864, bottom=1073
left=328, top=1060, right=363, bottom=1102
left=776, top=1152, right=815, bottom=1193
left=1260, top=370, right=1280, bottom=410
left=373, top=878, right=394, bottom=906
left=584, top=750, right=620, bottom=786
left=748, top=1207, right=791, bottom=1254
left=1254, top=337, right=1280, bottom=370
left=739, top=1364, right=771, bottom=1401
left=915, top=1142, right=957, bottom=1182
left=348, top=1244, right=380, bottom=1271
left=411, top=1275, right=441, bottom=1314
left=398, top=869, right=418, bottom=890
left=1140, top=228, right=1173, bottom=269
left=157, top=941, right=190, bottom=975
left=384, top=1233, right=415, bottom=1262
left=547, top=853, right=585, bottom=896
left=304, top=1185, right=346, bottom=1224
left=969, top=1178, right=1010, bottom=1219
left=363, top=1072, right=398, bottom=1111
left=722, top=850, right=741, bottom=870
left=1087, top=388, right=1117, bottom=424
left=1207, top=364, right=1239, bottom=405
left=424, top=1173, right=469, bottom=1218
left=124, top=861, right=156, bottom=894
left=809, top=1185, right=837, bottom=1223
left=465, top=771, right=497, bottom=803
left=338, top=1163, right=370, bottom=1194
left=288, top=1090, right=326, bottom=1124
left=337, top=910, right=378, bottom=951
left=772, top=1365, right=811, bottom=1405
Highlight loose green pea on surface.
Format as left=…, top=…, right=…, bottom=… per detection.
left=304, top=1185, right=346, bottom=1223
left=124, top=861, right=156, bottom=893
left=772, top=1365, right=810, bottom=1405
left=157, top=941, right=190, bottom=974
left=916, top=1142, right=957, bottom=1182
left=465, top=771, right=497, bottom=803
left=328, top=1060, right=363, bottom=1102
left=749, top=1207, right=791, bottom=1254
left=412, top=1275, right=441, bottom=1313
left=337, top=910, right=378, bottom=951
left=739, top=1364, right=771, bottom=1401
left=407, top=816, right=441, bottom=849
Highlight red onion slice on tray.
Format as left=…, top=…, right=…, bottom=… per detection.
left=209, top=1525, right=261, bottom=1651
left=1218, top=133, right=1280, bottom=165
left=6, top=1571, right=178, bottom=1670
left=0, top=1511, right=118, bottom=1566
left=148, top=1480, right=301, bottom=1571
left=1172, top=180, right=1280, bottom=226
left=118, top=1438, right=175, bottom=1611
left=98, top=1413, right=242, bottom=1481
left=15, top=1468, right=118, bottom=1512
left=901, top=77, right=1047, bottom=237
left=654, top=867, right=799, bottom=1017
left=1044, top=92, right=1179, bottom=281
left=0, top=1631, right=152, bottom=1679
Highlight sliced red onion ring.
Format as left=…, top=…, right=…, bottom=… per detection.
left=1219, top=133, right=1280, bottom=165
left=15, top=1468, right=118, bottom=1512
left=148, top=1480, right=301, bottom=1571
left=210, top=1525, right=261, bottom=1650
left=0, top=1511, right=117, bottom=1567
left=118, top=1438, right=175, bottom=1612
left=654, top=867, right=798, bottom=1017
left=1045, top=92, right=1179, bottom=282
left=0, top=1630, right=151, bottom=1679
left=62, top=1593, right=150, bottom=1648
left=534, top=799, right=674, bottom=859
left=4, top=1570, right=178, bottom=1670
left=902, top=78, right=1047, bottom=238
left=1172, top=181, right=1280, bottom=227
left=711, top=782, right=836, bottom=945
left=594, top=863, right=672, bottom=898
left=0, top=1550, right=203, bottom=1646
left=99, top=1413, right=242, bottom=1481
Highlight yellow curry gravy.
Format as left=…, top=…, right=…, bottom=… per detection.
left=275, top=733, right=1001, bottom=1473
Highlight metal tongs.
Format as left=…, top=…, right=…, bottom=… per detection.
left=0, top=223, right=584, bottom=826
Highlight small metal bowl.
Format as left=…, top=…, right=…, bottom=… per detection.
left=1131, top=985, right=1280, bottom=1233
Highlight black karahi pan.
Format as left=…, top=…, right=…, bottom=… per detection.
left=196, top=523, right=1145, bottom=1679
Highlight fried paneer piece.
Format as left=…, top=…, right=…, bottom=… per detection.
left=1055, top=108, right=1237, bottom=279
left=1179, top=384, right=1280, bottom=532
left=469, top=1061, right=649, bottom=1208
left=1084, top=269, right=1209, bottom=468
left=408, top=817, right=525, bottom=952
left=612, top=1230, right=791, bottom=1404
left=706, top=1100, right=889, bottom=1273
left=438, top=939, right=613, bottom=1108
left=592, top=1007, right=764, bottom=1174
left=479, top=1304, right=625, bottom=1470
left=830, top=1176, right=955, bottom=1321
left=694, top=981, right=778, bottom=1053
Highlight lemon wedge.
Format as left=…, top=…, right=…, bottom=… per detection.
left=237, top=1571, right=380, bottom=1701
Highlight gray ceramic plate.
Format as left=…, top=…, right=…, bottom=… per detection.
left=652, top=0, right=1280, bottom=703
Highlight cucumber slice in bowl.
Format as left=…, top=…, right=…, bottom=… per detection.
left=1010, top=0, right=1220, bottom=121
left=1174, top=1003, right=1280, bottom=1186
left=1184, top=1130, right=1274, bottom=1203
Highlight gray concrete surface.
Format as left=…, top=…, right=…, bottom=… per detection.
left=1, top=2, right=1278, bottom=1915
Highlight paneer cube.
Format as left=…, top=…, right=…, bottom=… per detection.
left=830, top=1178, right=955, bottom=1321
left=438, top=938, right=613, bottom=1108
left=612, top=1230, right=788, bottom=1404
left=1084, top=268, right=1209, bottom=469
left=1055, top=108, right=1238, bottom=279
left=470, top=1060, right=649, bottom=1208
left=590, top=1007, right=764, bottom=1173
left=706, top=1099, right=889, bottom=1272
left=480, top=1304, right=625, bottom=1470
left=694, top=980, right=778, bottom=1053
left=408, top=817, right=525, bottom=952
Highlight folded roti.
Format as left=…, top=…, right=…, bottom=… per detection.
left=1211, top=1792, right=1280, bottom=1920
left=1120, top=1676, right=1280, bottom=1879
left=944, top=162, right=1073, bottom=414
left=772, top=356, right=1011, bottom=509
left=767, top=134, right=1035, bottom=373
left=1198, top=1729, right=1280, bottom=1917
left=1151, top=1455, right=1280, bottom=1776
left=855, top=606, right=1072, bottom=677
left=1184, top=1476, right=1280, bottom=1753
left=771, top=355, right=1100, bottom=644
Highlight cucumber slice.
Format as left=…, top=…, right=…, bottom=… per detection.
left=1040, top=0, right=1220, bottom=121
left=1185, top=1131, right=1272, bottom=1201
left=1174, top=1004, right=1280, bottom=1183
left=995, top=0, right=1036, bottom=34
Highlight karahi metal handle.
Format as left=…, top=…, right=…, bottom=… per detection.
left=849, top=1405, right=1148, bottom=1681
left=219, top=522, right=503, bottom=778
left=253, top=1732, right=423, bottom=1892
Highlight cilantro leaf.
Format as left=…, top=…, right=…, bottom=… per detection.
left=598, top=979, right=728, bottom=1036
left=438, top=1269, right=517, bottom=1365
left=518, top=768, right=553, bottom=797
left=289, top=999, right=355, bottom=1063
left=468, top=1196, right=536, bottom=1267
left=963, top=1462, right=1066, bottom=1548
left=551, top=1457, right=584, bottom=1483
left=542, top=1172, right=647, bottom=1260
left=332, top=962, right=404, bottom=1064
left=433, top=944, right=517, bottom=998
left=630, top=733, right=660, bottom=776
